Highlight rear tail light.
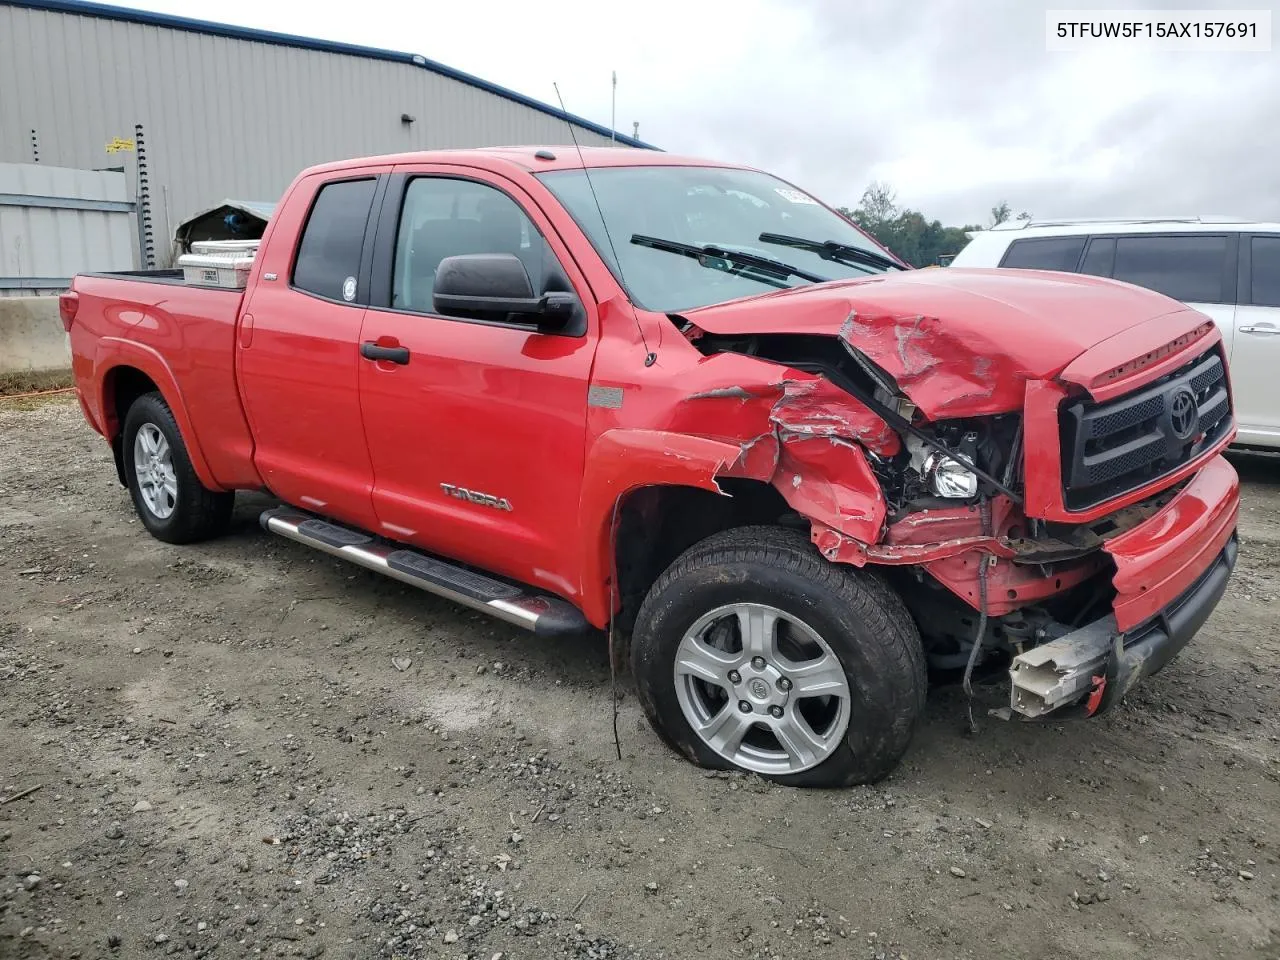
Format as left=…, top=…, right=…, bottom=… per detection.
left=58, top=291, right=79, bottom=331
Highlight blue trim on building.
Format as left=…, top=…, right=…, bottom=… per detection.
left=5, top=0, right=658, bottom=150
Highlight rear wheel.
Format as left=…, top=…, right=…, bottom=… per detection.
left=630, top=526, right=926, bottom=787
left=123, top=392, right=234, bottom=544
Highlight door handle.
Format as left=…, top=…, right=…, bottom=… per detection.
left=360, top=341, right=410, bottom=364
left=1239, top=324, right=1280, bottom=335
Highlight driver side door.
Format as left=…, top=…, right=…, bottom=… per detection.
left=356, top=167, right=598, bottom=602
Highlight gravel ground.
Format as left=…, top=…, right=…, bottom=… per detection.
left=1, top=397, right=1278, bottom=959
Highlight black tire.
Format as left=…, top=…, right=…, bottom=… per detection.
left=630, top=525, right=926, bottom=788
left=122, top=391, right=234, bottom=544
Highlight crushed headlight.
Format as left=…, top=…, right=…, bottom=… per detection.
left=923, top=451, right=979, bottom=498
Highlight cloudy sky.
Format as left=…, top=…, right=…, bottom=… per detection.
left=130, top=0, right=1279, bottom=226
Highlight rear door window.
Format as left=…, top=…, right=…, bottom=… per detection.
left=1079, top=237, right=1115, bottom=277
left=1111, top=234, right=1230, bottom=303
left=292, top=178, right=378, bottom=302
left=999, top=236, right=1086, bottom=271
left=1250, top=235, right=1280, bottom=307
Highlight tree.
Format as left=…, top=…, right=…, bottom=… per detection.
left=839, top=182, right=983, bottom=267
left=990, top=201, right=1012, bottom=227
left=857, top=181, right=898, bottom=228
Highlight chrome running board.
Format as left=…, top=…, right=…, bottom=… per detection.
left=259, top=507, right=589, bottom=638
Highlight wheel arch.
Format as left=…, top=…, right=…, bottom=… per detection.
left=98, top=346, right=222, bottom=491
left=612, top=480, right=798, bottom=635
left=575, top=427, right=797, bottom=630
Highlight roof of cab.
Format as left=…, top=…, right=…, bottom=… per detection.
left=301, top=146, right=753, bottom=178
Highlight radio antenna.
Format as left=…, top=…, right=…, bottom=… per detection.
left=552, top=82, right=655, bottom=367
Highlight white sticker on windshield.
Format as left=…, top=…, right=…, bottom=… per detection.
left=774, top=187, right=818, bottom=205
left=342, top=277, right=357, bottom=302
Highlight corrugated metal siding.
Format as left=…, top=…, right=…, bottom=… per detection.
left=0, top=3, right=628, bottom=261
left=0, top=161, right=135, bottom=295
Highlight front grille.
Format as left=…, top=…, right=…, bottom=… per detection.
left=1059, top=344, right=1232, bottom=511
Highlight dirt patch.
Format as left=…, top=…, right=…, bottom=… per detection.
left=1, top=399, right=1278, bottom=959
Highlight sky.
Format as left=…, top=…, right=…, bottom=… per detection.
left=127, top=0, right=1280, bottom=226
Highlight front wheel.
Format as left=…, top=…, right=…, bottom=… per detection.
left=630, top=526, right=926, bottom=787
left=123, top=391, right=234, bottom=544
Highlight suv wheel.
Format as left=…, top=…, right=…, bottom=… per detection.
left=630, top=526, right=926, bottom=787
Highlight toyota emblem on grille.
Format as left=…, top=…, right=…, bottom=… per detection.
left=1169, top=387, right=1198, bottom=440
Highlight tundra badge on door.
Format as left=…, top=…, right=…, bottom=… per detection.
left=440, top=483, right=513, bottom=512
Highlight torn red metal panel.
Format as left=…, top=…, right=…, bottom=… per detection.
left=663, top=361, right=788, bottom=444
left=811, top=525, right=1015, bottom=567
left=674, top=371, right=899, bottom=459
left=723, top=431, right=781, bottom=479
left=773, top=436, right=886, bottom=547
left=923, top=550, right=1105, bottom=615
left=768, top=377, right=900, bottom=456
left=881, top=496, right=1019, bottom=547
left=835, top=310, right=1028, bottom=417
left=809, top=523, right=870, bottom=566
left=854, top=495, right=1019, bottom=565
left=577, top=428, right=757, bottom=627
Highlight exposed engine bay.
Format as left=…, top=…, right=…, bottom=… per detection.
left=682, top=327, right=1022, bottom=513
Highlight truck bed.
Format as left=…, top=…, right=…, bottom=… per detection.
left=83, top=268, right=184, bottom=282
left=81, top=268, right=251, bottom=289
left=67, top=271, right=260, bottom=491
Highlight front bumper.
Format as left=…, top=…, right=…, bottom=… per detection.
left=1103, top=454, right=1240, bottom=631
left=1010, top=455, right=1240, bottom=718
left=1100, top=531, right=1237, bottom=711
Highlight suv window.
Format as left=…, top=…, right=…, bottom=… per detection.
left=392, top=177, right=560, bottom=315
left=292, top=178, right=378, bottom=302
left=999, top=236, right=1085, bottom=271
left=1251, top=235, right=1280, bottom=307
left=1079, top=237, right=1115, bottom=277
left=1112, top=234, right=1229, bottom=303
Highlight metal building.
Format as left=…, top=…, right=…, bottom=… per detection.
left=0, top=161, right=136, bottom=294
left=0, top=0, right=654, bottom=268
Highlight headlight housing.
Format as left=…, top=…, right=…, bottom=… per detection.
left=923, top=451, right=979, bottom=499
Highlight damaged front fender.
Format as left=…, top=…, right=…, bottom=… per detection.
left=577, top=370, right=900, bottom=625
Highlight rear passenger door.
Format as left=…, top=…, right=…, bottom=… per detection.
left=238, top=171, right=388, bottom=532
left=1232, top=233, right=1280, bottom=444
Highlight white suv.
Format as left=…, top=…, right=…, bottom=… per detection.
left=951, top=218, right=1280, bottom=450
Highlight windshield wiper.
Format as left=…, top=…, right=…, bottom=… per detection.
left=631, top=234, right=830, bottom=285
left=758, top=232, right=903, bottom=272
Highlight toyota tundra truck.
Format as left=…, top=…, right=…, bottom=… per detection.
left=62, top=147, right=1240, bottom=787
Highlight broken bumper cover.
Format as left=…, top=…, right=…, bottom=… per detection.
left=1010, top=455, right=1240, bottom=718
left=1011, top=532, right=1238, bottom=717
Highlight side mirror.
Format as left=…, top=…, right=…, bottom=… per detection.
left=433, top=253, right=578, bottom=330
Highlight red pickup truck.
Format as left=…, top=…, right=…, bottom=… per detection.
left=63, top=147, right=1240, bottom=787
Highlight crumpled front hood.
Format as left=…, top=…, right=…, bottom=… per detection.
left=683, top=267, right=1207, bottom=418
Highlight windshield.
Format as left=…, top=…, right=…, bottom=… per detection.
left=536, top=165, right=904, bottom=313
